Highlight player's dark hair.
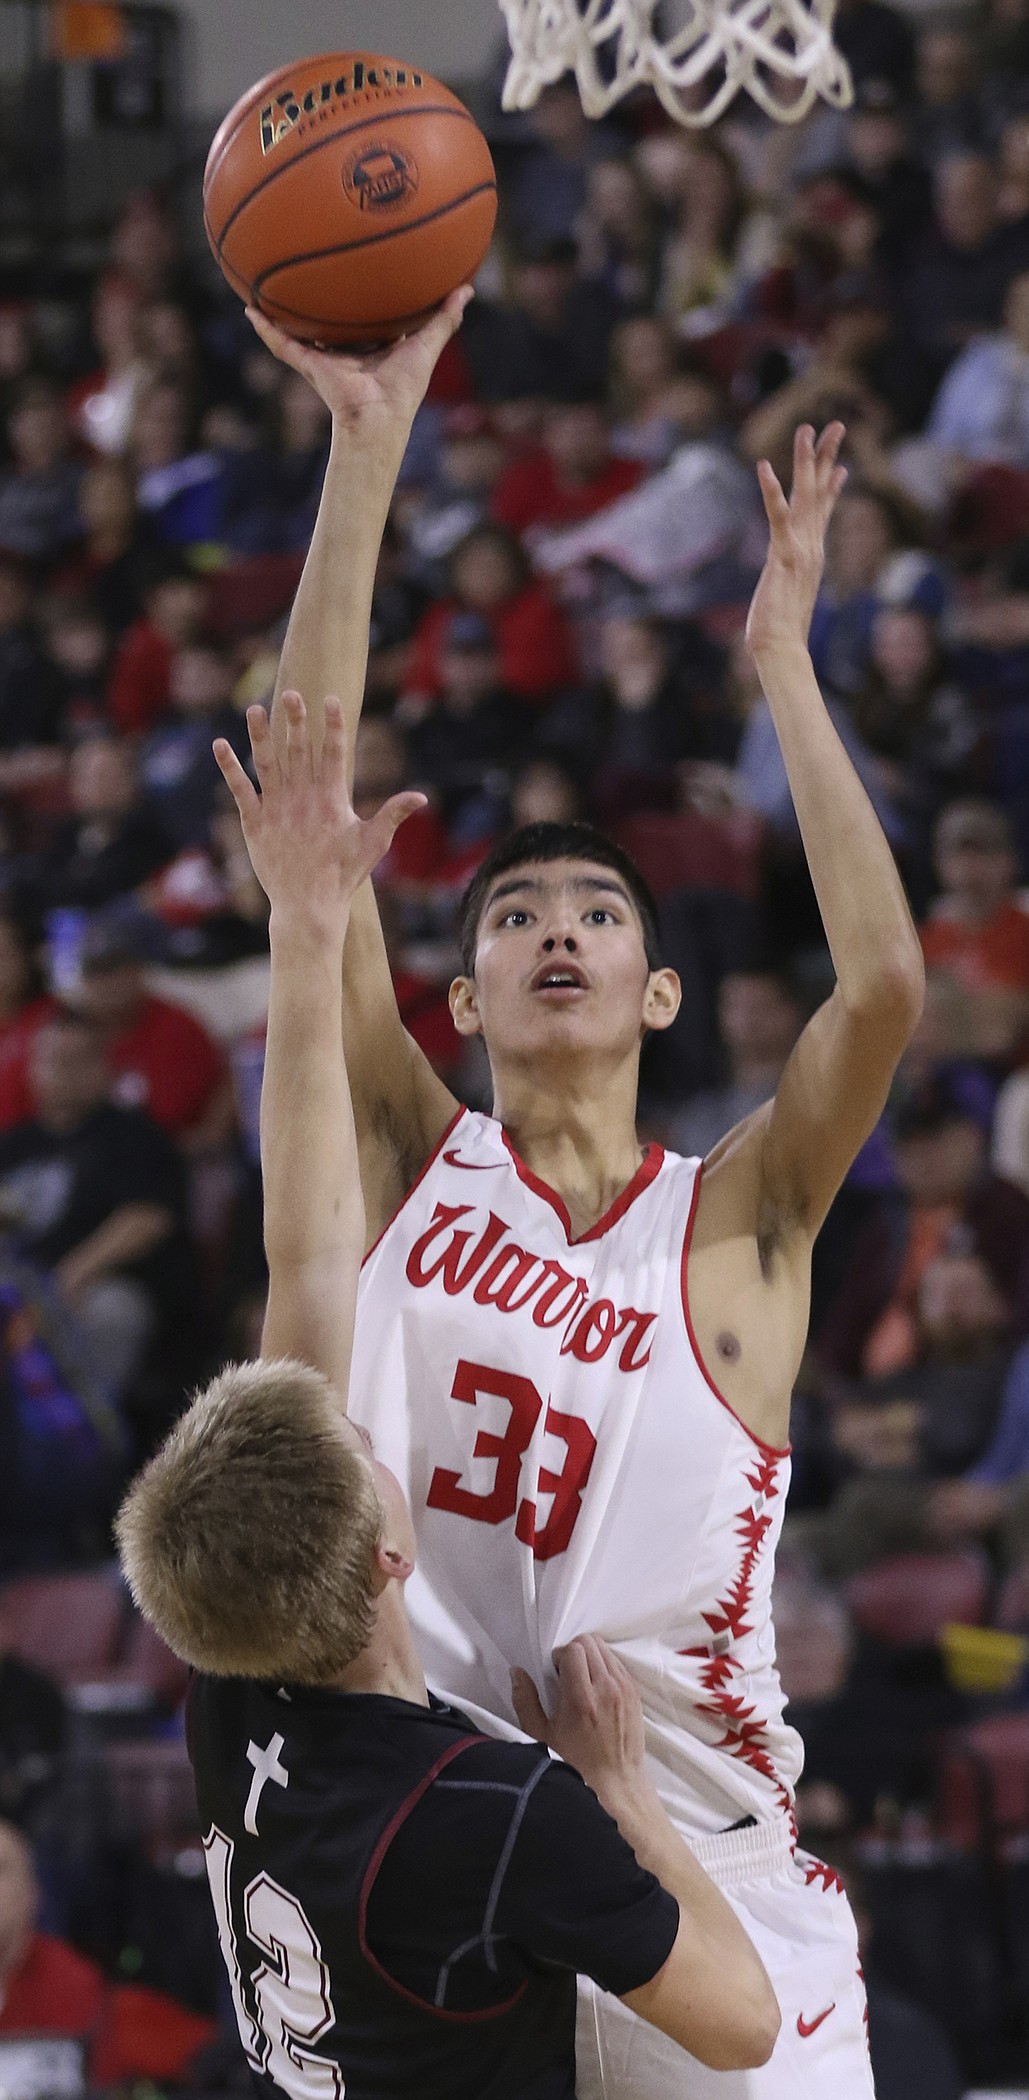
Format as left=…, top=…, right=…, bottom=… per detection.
left=458, top=822, right=662, bottom=975
left=116, top=1359, right=384, bottom=1682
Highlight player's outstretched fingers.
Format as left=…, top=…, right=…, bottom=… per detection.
left=511, top=1668, right=551, bottom=1744
left=756, top=458, right=790, bottom=535
left=321, top=693, right=348, bottom=783
left=212, top=737, right=259, bottom=823
left=245, top=704, right=279, bottom=795
left=281, top=689, right=311, bottom=780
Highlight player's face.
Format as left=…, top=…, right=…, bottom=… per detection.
left=451, top=858, right=679, bottom=1070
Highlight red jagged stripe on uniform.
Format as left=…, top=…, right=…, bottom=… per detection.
left=804, top=1857, right=846, bottom=1896
left=681, top=1450, right=793, bottom=1818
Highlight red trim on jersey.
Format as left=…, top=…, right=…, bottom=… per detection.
left=358, top=1734, right=529, bottom=2022
left=499, top=1132, right=665, bottom=1245
left=679, top=1163, right=790, bottom=1460
left=362, top=1106, right=465, bottom=1266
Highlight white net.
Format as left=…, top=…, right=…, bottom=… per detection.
left=498, top=0, right=854, bottom=126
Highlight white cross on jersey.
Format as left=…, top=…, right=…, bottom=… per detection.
left=244, top=1732, right=288, bottom=1835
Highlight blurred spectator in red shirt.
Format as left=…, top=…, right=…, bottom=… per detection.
left=354, top=716, right=451, bottom=895
left=921, top=798, right=1029, bottom=1059
left=72, top=924, right=234, bottom=1152
left=491, top=399, right=644, bottom=536
left=106, top=562, right=208, bottom=735
left=409, top=524, right=577, bottom=704
left=0, top=1819, right=213, bottom=2079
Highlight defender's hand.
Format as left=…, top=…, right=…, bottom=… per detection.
left=245, top=288, right=473, bottom=441
left=745, top=422, right=847, bottom=665
left=213, top=690, right=425, bottom=928
left=512, top=1635, right=647, bottom=1804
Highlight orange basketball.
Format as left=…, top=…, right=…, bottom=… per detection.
left=203, top=53, right=497, bottom=346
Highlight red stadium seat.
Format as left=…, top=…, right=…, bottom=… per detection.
left=937, top=1712, right=1029, bottom=1852
left=612, top=808, right=765, bottom=902
left=205, top=552, right=305, bottom=640
left=845, top=1550, right=989, bottom=1647
left=0, top=1569, right=125, bottom=1683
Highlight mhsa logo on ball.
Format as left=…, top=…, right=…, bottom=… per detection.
left=259, top=61, right=425, bottom=154
left=343, top=143, right=419, bottom=211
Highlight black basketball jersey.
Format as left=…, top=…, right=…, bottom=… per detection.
left=187, top=1674, right=678, bottom=2100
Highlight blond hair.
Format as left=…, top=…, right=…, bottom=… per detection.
left=115, top=1359, right=383, bottom=1682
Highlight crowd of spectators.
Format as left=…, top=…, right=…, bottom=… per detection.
left=4, top=0, right=1029, bottom=2083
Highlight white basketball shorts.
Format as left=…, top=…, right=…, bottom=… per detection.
left=576, top=1818, right=875, bottom=2100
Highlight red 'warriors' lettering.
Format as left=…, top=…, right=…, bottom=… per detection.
left=404, top=1204, right=657, bottom=1370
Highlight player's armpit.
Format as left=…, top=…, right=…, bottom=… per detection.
left=342, top=883, right=459, bottom=1247
left=756, top=980, right=919, bottom=1245
left=622, top=1911, right=780, bottom=2071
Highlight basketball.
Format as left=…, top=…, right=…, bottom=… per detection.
left=203, top=53, right=497, bottom=347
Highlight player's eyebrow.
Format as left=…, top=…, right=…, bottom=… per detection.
left=486, top=875, right=633, bottom=910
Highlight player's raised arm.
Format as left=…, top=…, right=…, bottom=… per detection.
left=213, top=691, right=425, bottom=1393
left=715, top=424, right=924, bottom=1242
left=249, top=302, right=469, bottom=1241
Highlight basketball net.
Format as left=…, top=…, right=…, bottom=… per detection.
left=498, top=0, right=853, bottom=126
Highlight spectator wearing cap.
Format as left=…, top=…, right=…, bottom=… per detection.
left=0, top=1819, right=214, bottom=2079
left=843, top=77, right=934, bottom=273
left=920, top=798, right=1029, bottom=1060
left=492, top=397, right=644, bottom=538
left=404, top=610, right=532, bottom=843
left=0, top=380, right=82, bottom=568
left=461, top=237, right=623, bottom=403
left=832, top=0, right=915, bottom=102
left=407, top=523, right=578, bottom=704
left=924, top=269, right=1029, bottom=468
left=817, top=1071, right=1029, bottom=1380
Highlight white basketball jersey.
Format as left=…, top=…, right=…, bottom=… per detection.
left=351, top=1108, right=803, bottom=1836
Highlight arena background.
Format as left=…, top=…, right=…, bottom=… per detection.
left=1, top=0, right=1029, bottom=2093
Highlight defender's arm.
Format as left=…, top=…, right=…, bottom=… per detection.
left=214, top=692, right=425, bottom=1395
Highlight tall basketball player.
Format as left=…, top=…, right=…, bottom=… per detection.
left=249, top=292, right=924, bottom=2098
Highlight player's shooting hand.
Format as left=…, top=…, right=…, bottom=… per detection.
left=512, top=1635, right=648, bottom=1808
left=244, top=288, right=473, bottom=441
left=745, top=422, right=847, bottom=667
left=213, top=689, right=425, bottom=931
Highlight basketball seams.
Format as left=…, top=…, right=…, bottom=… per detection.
left=248, top=183, right=497, bottom=302
left=202, top=53, right=452, bottom=194
left=208, top=102, right=484, bottom=256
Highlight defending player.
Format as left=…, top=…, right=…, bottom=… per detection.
left=115, top=688, right=779, bottom=2099
left=249, top=294, right=924, bottom=2098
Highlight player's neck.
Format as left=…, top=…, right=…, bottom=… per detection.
left=493, top=1067, right=645, bottom=1236
left=331, top=1592, right=429, bottom=1708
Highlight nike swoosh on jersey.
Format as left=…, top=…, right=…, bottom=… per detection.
left=442, top=1148, right=506, bottom=1170
left=797, top=2004, right=836, bottom=2039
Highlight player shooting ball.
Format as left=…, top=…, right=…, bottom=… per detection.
left=114, top=681, right=778, bottom=2099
